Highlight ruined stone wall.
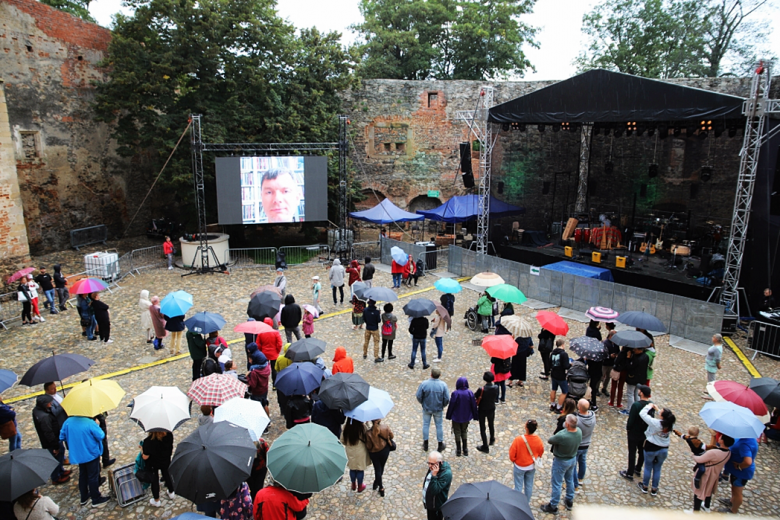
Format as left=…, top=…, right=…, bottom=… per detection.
left=0, top=0, right=146, bottom=255
left=342, top=77, right=777, bottom=237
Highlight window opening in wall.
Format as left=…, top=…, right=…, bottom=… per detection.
left=428, top=92, right=438, bottom=108
left=20, top=132, right=40, bottom=160
left=383, top=143, right=391, bottom=152
left=396, top=142, right=406, bottom=153
left=78, top=55, right=83, bottom=61
left=26, top=45, right=32, bottom=52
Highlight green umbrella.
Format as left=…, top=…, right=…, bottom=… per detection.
left=267, top=423, right=347, bottom=493
left=486, top=283, right=527, bottom=304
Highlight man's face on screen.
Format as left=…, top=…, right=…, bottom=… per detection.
left=261, top=173, right=300, bottom=223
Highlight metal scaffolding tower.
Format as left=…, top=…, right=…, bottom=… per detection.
left=456, top=87, right=496, bottom=255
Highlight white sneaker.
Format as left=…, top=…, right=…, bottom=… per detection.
left=167, top=491, right=176, bottom=500
left=105, top=339, right=114, bottom=344
left=168, top=266, right=173, bottom=270
left=149, top=498, right=162, bottom=507
left=39, top=316, right=45, bottom=322
left=432, top=358, right=441, bottom=363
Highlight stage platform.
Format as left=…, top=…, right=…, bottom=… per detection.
left=499, top=243, right=713, bottom=302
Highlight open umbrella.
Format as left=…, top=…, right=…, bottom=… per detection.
left=184, top=312, right=225, bottom=334
left=699, top=401, right=765, bottom=439
left=317, top=372, right=370, bottom=410
left=169, top=421, right=256, bottom=503
left=481, top=335, right=517, bottom=359
left=535, top=311, right=569, bottom=336
left=434, top=304, right=452, bottom=330
left=749, top=377, right=780, bottom=408
left=214, top=397, right=270, bottom=442
left=233, top=320, right=274, bottom=336
left=247, top=291, right=282, bottom=320
left=440, top=480, right=534, bottom=520
left=497, top=315, right=534, bottom=338
left=285, top=338, right=327, bottom=362
left=249, top=285, right=282, bottom=299
left=585, top=306, right=619, bottom=322
left=70, top=277, right=109, bottom=295
left=0, top=449, right=59, bottom=501
left=486, top=284, right=527, bottom=304
left=390, top=247, right=408, bottom=266
left=612, top=330, right=653, bottom=349
left=130, top=386, right=191, bottom=432
left=61, top=379, right=125, bottom=417
left=617, top=311, right=667, bottom=333
left=403, top=298, right=436, bottom=317
left=20, top=352, right=95, bottom=389
left=169, top=514, right=209, bottom=520
left=351, top=282, right=370, bottom=301
left=160, top=290, right=194, bottom=317
left=275, top=362, right=324, bottom=396
left=302, top=304, right=320, bottom=318
left=365, top=286, right=398, bottom=302
left=570, top=336, right=608, bottom=361
left=0, top=370, right=18, bottom=393
left=187, top=374, right=248, bottom=407
left=707, top=381, right=769, bottom=421
left=470, top=272, right=505, bottom=287
left=267, top=423, right=348, bottom=493
left=6, top=267, right=35, bottom=284
left=343, top=387, right=394, bottom=422
left=434, top=278, right=462, bottom=294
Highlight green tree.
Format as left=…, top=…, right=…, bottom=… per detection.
left=700, top=0, right=772, bottom=77
left=41, top=0, right=95, bottom=22
left=93, top=0, right=356, bottom=224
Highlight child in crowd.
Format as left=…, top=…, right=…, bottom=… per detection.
left=223, top=360, right=238, bottom=379
left=674, top=425, right=706, bottom=488
left=302, top=308, right=315, bottom=338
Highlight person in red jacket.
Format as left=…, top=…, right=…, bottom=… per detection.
left=402, top=255, right=416, bottom=287
left=346, top=260, right=362, bottom=289
left=391, top=260, right=403, bottom=289
left=258, top=317, right=283, bottom=387
left=332, top=346, right=354, bottom=375
left=253, top=483, right=309, bottom=520
left=163, top=236, right=175, bottom=270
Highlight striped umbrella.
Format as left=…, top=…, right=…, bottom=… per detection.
left=585, top=306, right=619, bottom=322
left=70, top=277, right=109, bottom=295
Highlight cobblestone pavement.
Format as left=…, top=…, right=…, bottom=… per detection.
left=1, top=261, right=779, bottom=519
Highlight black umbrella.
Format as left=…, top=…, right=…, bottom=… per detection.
left=365, top=287, right=398, bottom=302
left=0, top=449, right=59, bottom=501
left=616, top=311, right=666, bottom=333
left=569, top=336, right=608, bottom=361
left=749, top=377, right=780, bottom=408
left=612, top=330, right=653, bottom=349
left=351, top=282, right=370, bottom=301
left=169, top=422, right=256, bottom=503
left=247, top=291, right=282, bottom=321
left=20, top=352, right=94, bottom=388
left=318, top=373, right=370, bottom=410
left=440, top=480, right=534, bottom=520
left=403, top=298, right=436, bottom=318
left=285, top=338, right=327, bottom=362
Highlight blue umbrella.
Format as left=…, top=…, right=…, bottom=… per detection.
left=365, top=286, right=398, bottom=302
left=169, top=514, right=208, bottom=520
left=275, top=362, right=324, bottom=396
left=616, top=311, right=666, bottom=333
left=434, top=278, right=462, bottom=294
left=0, top=370, right=18, bottom=394
left=344, top=387, right=394, bottom=422
left=160, top=290, right=194, bottom=317
left=184, top=312, right=226, bottom=334
left=351, top=281, right=370, bottom=301
left=699, top=401, right=764, bottom=439
left=390, top=246, right=408, bottom=266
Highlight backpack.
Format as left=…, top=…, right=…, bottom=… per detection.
left=567, top=360, right=590, bottom=398
left=495, top=357, right=512, bottom=374
left=382, top=319, right=395, bottom=336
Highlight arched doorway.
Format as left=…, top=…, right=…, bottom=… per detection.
left=408, top=195, right=443, bottom=240
left=355, top=189, right=385, bottom=210
left=408, top=195, right=441, bottom=213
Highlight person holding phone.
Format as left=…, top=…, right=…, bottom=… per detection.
left=423, top=451, right=452, bottom=520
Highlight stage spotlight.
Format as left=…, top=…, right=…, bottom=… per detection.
left=728, top=125, right=738, bottom=138
left=552, top=124, right=560, bottom=133
left=700, top=120, right=713, bottom=132
left=604, top=161, right=614, bottom=175
left=502, top=123, right=510, bottom=132
left=538, top=124, right=545, bottom=133
left=626, top=121, right=637, bottom=135
left=561, top=122, right=570, bottom=131
left=673, top=126, right=681, bottom=138
left=648, top=164, right=659, bottom=178
left=701, top=166, right=713, bottom=182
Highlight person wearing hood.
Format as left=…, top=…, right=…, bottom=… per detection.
left=149, top=296, right=167, bottom=350
left=314, top=357, right=332, bottom=378
left=445, top=377, right=478, bottom=457
left=280, top=294, right=302, bottom=343
left=258, top=317, right=283, bottom=386
left=139, top=290, right=154, bottom=344
left=573, top=399, right=596, bottom=493
left=186, top=331, right=207, bottom=381
left=247, top=351, right=271, bottom=417
left=53, top=264, right=69, bottom=312
left=346, top=259, right=362, bottom=289
left=32, top=395, right=71, bottom=484
left=274, top=268, right=287, bottom=297
left=423, top=450, right=452, bottom=520
left=329, top=259, right=345, bottom=304
left=332, top=346, right=354, bottom=375
left=90, top=292, right=112, bottom=344
left=302, top=307, right=315, bottom=338
left=439, top=293, right=455, bottom=318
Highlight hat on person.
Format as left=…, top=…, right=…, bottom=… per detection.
left=27, top=274, right=33, bottom=279
left=218, top=348, right=232, bottom=364
left=36, top=395, right=55, bottom=407
left=39, top=266, right=46, bottom=270
left=276, top=267, right=284, bottom=272
left=312, top=276, right=320, bottom=280
left=637, top=384, right=651, bottom=397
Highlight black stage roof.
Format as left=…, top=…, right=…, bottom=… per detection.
left=488, top=69, right=745, bottom=125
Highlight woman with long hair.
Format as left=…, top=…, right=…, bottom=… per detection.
left=638, top=403, right=676, bottom=496
left=366, top=418, right=395, bottom=497
left=553, top=398, right=577, bottom=434
left=341, top=419, right=371, bottom=493
left=12, top=488, right=59, bottom=520
left=142, top=431, right=175, bottom=507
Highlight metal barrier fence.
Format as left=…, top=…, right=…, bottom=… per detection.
left=70, top=225, right=108, bottom=250
left=380, top=237, right=428, bottom=267
left=224, top=247, right=278, bottom=269
left=417, top=248, right=449, bottom=274
left=351, top=241, right=381, bottom=262
left=279, top=245, right=330, bottom=266
left=0, top=292, right=19, bottom=329
left=129, top=245, right=167, bottom=272
left=448, top=245, right=724, bottom=345
left=747, top=321, right=780, bottom=359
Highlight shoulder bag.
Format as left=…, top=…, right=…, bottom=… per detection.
left=379, top=433, right=396, bottom=452
left=521, top=434, right=544, bottom=469
left=475, top=386, right=484, bottom=406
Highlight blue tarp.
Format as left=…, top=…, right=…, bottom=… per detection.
left=416, top=195, right=525, bottom=223
left=349, top=198, right=424, bottom=224
left=541, top=261, right=614, bottom=282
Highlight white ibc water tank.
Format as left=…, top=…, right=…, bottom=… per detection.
left=83, top=251, right=120, bottom=281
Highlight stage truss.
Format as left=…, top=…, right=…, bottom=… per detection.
left=456, top=87, right=497, bottom=256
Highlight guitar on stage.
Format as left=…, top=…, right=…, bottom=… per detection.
left=639, top=232, right=656, bottom=255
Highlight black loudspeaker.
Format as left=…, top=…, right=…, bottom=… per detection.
left=542, top=181, right=551, bottom=195
left=497, top=181, right=504, bottom=194
left=700, top=166, right=713, bottom=182
left=462, top=171, right=475, bottom=188
left=459, top=142, right=472, bottom=174
left=275, top=251, right=287, bottom=270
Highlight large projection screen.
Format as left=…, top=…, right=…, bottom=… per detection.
left=215, top=156, right=328, bottom=225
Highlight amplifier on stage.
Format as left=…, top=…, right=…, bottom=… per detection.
left=565, top=246, right=573, bottom=258
left=616, top=256, right=626, bottom=268
left=592, top=251, right=603, bottom=263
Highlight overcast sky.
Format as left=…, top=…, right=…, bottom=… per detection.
left=89, top=0, right=778, bottom=82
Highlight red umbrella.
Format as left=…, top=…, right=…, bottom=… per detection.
left=535, top=311, right=569, bottom=336
left=233, top=321, right=274, bottom=335
left=7, top=267, right=35, bottom=284
left=481, top=335, right=517, bottom=359
left=707, top=380, right=770, bottom=422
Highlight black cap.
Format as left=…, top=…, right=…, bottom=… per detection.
left=637, top=384, right=651, bottom=397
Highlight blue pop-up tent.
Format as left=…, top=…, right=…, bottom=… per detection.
left=350, top=198, right=424, bottom=224
left=416, top=195, right=524, bottom=223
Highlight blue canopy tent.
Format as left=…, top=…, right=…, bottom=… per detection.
left=416, top=195, right=524, bottom=223
left=350, top=198, right=424, bottom=224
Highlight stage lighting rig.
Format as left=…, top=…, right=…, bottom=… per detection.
left=561, top=122, right=570, bottom=131
left=626, top=121, right=637, bottom=135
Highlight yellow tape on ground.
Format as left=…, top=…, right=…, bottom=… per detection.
left=6, top=276, right=472, bottom=403
left=723, top=336, right=761, bottom=378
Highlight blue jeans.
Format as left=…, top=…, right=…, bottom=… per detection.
left=49, top=441, right=65, bottom=480
left=349, top=469, right=364, bottom=486
left=392, top=273, right=402, bottom=287
left=44, top=289, right=56, bottom=312
left=434, top=336, right=443, bottom=359
left=422, top=410, right=444, bottom=442
left=411, top=338, right=427, bottom=367
left=8, top=428, right=21, bottom=451
left=85, top=315, right=97, bottom=340
left=78, top=456, right=103, bottom=503
left=574, top=447, right=588, bottom=488
left=643, top=448, right=668, bottom=489
left=513, top=465, right=536, bottom=503
left=550, top=456, right=576, bottom=508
